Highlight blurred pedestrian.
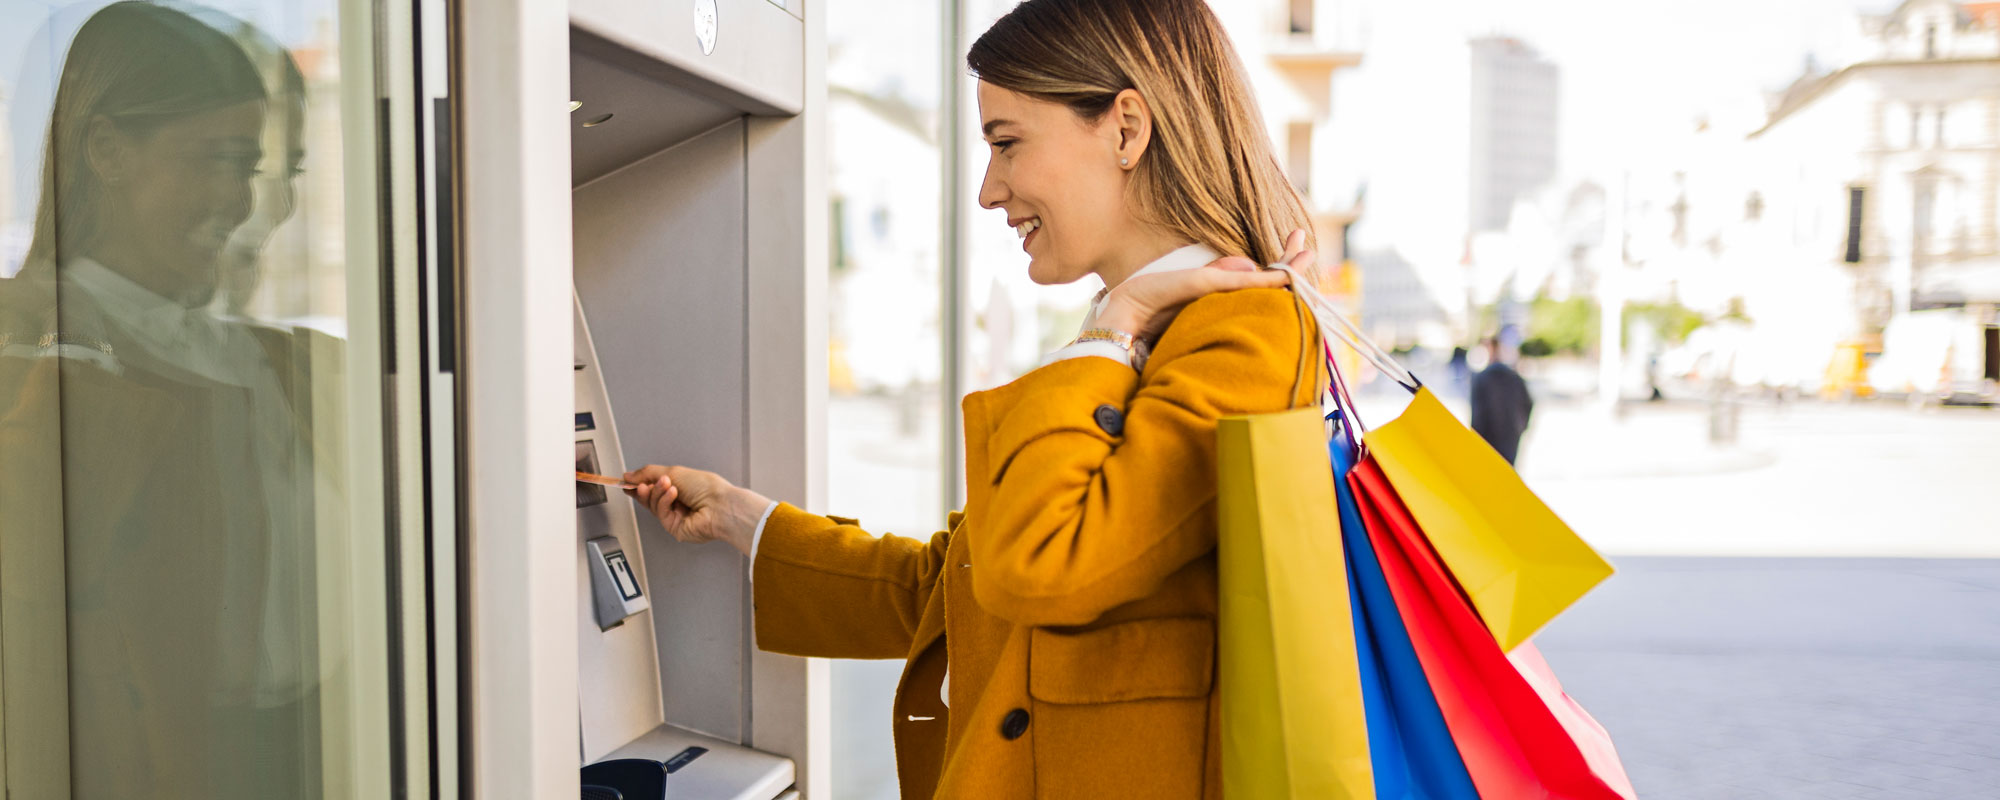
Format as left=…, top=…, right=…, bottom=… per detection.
left=1471, top=335, right=1534, bottom=464
left=1448, top=345, right=1471, bottom=395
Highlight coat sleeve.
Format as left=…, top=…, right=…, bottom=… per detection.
left=962, top=288, right=1315, bottom=627
left=750, top=503, right=951, bottom=659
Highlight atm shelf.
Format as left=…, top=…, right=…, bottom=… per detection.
left=597, top=723, right=795, bottom=800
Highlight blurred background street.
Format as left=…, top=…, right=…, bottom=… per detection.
left=1516, top=397, right=1996, bottom=558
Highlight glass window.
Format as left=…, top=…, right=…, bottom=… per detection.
left=824, top=1, right=948, bottom=798
left=1, top=1, right=427, bottom=796
left=958, top=0, right=1102, bottom=398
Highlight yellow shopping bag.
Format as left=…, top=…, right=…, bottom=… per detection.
left=1218, top=407, right=1373, bottom=799
left=1365, top=388, right=1614, bottom=652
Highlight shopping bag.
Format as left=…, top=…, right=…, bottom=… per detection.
left=1331, top=429, right=1480, bottom=800
left=1364, top=387, right=1613, bottom=651
left=1351, top=458, right=1637, bottom=800
left=1217, top=407, right=1373, bottom=799
left=1273, top=264, right=1611, bottom=651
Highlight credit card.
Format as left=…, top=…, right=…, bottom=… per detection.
left=576, top=471, right=638, bottom=490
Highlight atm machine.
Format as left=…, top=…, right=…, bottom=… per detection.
left=557, top=0, right=821, bottom=797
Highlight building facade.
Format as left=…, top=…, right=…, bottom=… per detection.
left=1746, top=0, right=2000, bottom=336
left=1211, top=0, right=1369, bottom=272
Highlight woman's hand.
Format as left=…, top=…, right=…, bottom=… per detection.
left=622, top=464, right=773, bottom=557
left=1096, top=229, right=1315, bottom=344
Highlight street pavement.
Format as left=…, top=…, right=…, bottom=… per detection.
left=1536, top=557, right=2000, bottom=799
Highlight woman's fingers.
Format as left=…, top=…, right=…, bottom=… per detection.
left=624, top=463, right=671, bottom=486
left=1279, top=228, right=1307, bottom=264
left=1287, top=246, right=1316, bottom=272
left=1239, top=269, right=1291, bottom=289
left=1105, top=245, right=1307, bottom=339
left=1204, top=255, right=1260, bottom=273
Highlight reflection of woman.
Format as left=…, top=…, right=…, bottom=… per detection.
left=628, top=1, right=1319, bottom=796
left=0, top=3, right=315, bottom=796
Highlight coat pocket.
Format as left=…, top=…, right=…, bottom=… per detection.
left=1028, top=617, right=1215, bottom=704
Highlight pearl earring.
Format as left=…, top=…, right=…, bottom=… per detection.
left=1120, top=157, right=1130, bottom=166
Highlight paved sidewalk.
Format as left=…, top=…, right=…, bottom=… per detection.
left=1535, top=557, right=2000, bottom=798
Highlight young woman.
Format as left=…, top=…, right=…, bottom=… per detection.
left=626, top=0, right=1322, bottom=796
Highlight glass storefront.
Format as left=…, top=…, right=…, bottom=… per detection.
left=0, top=1, right=447, bottom=796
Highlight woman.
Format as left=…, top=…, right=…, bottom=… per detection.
left=627, top=0, right=1321, bottom=796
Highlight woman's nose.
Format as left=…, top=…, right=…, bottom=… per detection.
left=219, top=176, right=256, bottom=229
left=977, top=161, right=1006, bottom=210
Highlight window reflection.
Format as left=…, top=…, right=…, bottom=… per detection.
left=1, top=2, right=360, bottom=796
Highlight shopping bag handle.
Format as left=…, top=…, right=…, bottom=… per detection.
left=1324, top=337, right=1369, bottom=460
left=1292, top=289, right=1366, bottom=460
left=1324, top=390, right=1364, bottom=463
left=1272, top=264, right=1422, bottom=394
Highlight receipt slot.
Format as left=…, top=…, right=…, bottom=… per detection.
left=585, top=537, right=648, bottom=630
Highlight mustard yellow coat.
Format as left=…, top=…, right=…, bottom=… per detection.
left=753, top=288, right=1320, bottom=799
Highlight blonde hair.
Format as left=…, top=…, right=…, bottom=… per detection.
left=967, top=0, right=1316, bottom=273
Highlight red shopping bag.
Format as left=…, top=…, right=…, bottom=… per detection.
left=1350, top=458, right=1637, bottom=800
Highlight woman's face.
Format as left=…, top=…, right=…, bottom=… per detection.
left=91, top=99, right=264, bottom=303
left=218, top=99, right=307, bottom=310
left=976, top=82, right=1133, bottom=286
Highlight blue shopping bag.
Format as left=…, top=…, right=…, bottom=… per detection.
left=1332, top=426, right=1480, bottom=800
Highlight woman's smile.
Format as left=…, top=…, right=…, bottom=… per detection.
left=1011, top=215, right=1042, bottom=251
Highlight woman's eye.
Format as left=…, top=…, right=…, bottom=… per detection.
left=992, top=139, right=1016, bottom=153
left=211, top=153, right=261, bottom=179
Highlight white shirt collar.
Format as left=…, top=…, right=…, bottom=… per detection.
left=65, top=256, right=193, bottom=311
left=62, top=257, right=269, bottom=388
left=1128, top=242, right=1223, bottom=282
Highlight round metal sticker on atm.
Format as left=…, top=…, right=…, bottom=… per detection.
left=693, top=0, right=718, bottom=55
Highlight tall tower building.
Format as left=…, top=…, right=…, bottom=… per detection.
left=1467, top=36, right=1559, bottom=233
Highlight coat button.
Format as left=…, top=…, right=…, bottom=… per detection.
left=1093, top=404, right=1125, bottom=436
left=1000, top=708, right=1030, bottom=740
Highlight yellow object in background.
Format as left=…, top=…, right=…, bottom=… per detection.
left=1365, top=388, right=1615, bottom=652
left=1217, top=408, right=1374, bottom=799
left=1821, top=339, right=1877, bottom=400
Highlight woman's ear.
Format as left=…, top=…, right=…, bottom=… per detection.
left=1109, top=88, right=1152, bottom=170
left=85, top=114, right=132, bottom=187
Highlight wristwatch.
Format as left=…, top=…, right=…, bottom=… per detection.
left=1074, top=327, right=1152, bottom=371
